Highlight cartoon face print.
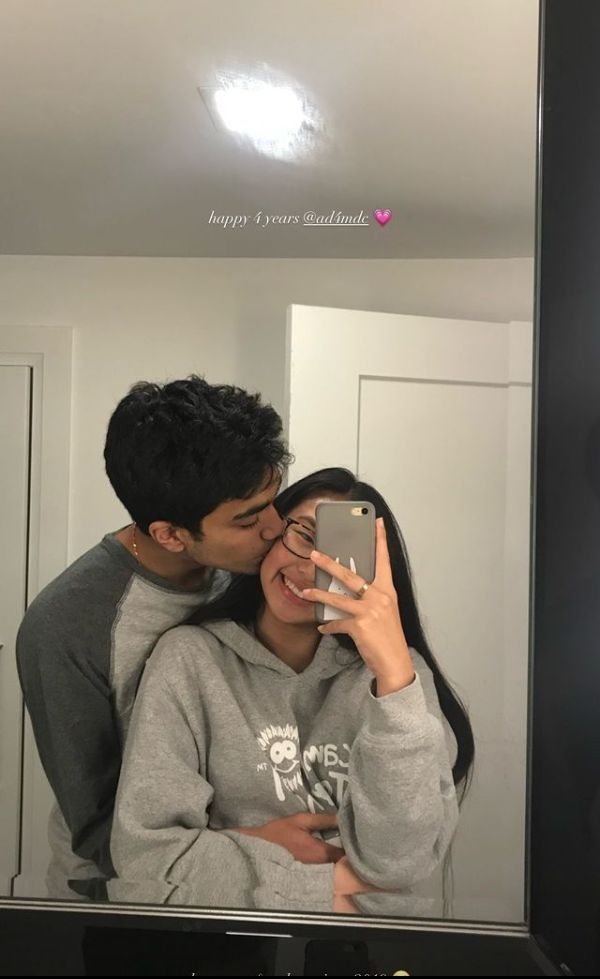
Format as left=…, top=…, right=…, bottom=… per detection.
left=257, top=723, right=303, bottom=801
left=269, top=738, right=299, bottom=775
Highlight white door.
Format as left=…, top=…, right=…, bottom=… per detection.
left=285, top=304, right=532, bottom=922
left=0, top=365, right=31, bottom=895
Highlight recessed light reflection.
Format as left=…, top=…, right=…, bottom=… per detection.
left=202, top=70, right=323, bottom=160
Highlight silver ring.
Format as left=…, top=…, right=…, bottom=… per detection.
left=355, top=582, right=369, bottom=599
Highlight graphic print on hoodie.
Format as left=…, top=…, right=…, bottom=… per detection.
left=256, top=720, right=352, bottom=818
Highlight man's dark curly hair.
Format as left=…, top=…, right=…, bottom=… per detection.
left=104, top=375, right=292, bottom=535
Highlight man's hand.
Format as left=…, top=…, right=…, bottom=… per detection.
left=333, top=855, right=384, bottom=895
left=233, top=812, right=344, bottom=864
left=332, top=893, right=359, bottom=913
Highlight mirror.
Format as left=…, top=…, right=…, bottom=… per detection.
left=0, top=0, right=539, bottom=924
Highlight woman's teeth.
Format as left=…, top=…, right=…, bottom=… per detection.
left=283, top=575, right=305, bottom=599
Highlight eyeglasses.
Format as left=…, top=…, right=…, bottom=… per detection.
left=280, top=516, right=316, bottom=559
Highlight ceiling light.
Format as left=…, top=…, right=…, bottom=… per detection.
left=200, top=69, right=323, bottom=160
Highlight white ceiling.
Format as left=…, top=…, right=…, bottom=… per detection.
left=0, top=0, right=539, bottom=258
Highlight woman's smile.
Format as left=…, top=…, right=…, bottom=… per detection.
left=278, top=572, right=312, bottom=606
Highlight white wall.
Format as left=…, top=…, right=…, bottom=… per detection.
left=0, top=256, right=533, bottom=562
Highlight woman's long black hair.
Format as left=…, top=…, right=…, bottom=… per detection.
left=190, top=468, right=474, bottom=791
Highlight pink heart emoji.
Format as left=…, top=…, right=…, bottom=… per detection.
left=374, top=208, right=392, bottom=227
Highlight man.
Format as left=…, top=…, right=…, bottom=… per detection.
left=16, top=375, right=290, bottom=898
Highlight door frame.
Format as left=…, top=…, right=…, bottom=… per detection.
left=0, top=327, right=72, bottom=895
left=284, top=303, right=533, bottom=924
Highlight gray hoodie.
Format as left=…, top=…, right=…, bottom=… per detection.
left=111, top=621, right=458, bottom=912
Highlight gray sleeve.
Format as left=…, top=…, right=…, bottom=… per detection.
left=337, top=658, right=459, bottom=891
left=110, top=650, right=334, bottom=911
left=16, top=608, right=118, bottom=878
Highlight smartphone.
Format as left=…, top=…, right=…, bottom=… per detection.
left=314, top=501, right=376, bottom=623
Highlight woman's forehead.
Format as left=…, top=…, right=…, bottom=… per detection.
left=287, top=494, right=345, bottom=522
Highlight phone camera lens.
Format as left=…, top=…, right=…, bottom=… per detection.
left=361, top=507, right=368, bottom=515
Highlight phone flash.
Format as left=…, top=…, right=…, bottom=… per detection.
left=351, top=506, right=365, bottom=516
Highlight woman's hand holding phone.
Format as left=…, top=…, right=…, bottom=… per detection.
left=303, top=518, right=416, bottom=697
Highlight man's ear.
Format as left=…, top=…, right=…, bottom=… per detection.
left=147, top=521, right=188, bottom=554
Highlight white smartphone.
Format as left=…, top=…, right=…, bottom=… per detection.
left=314, top=501, right=376, bottom=623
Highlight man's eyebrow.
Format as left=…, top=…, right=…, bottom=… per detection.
left=232, top=498, right=276, bottom=522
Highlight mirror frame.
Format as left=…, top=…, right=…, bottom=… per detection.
left=3, top=1, right=597, bottom=973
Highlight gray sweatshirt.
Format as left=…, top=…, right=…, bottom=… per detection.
left=16, top=532, right=224, bottom=897
left=111, top=620, right=458, bottom=912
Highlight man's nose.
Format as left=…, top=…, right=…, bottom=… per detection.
left=260, top=507, right=285, bottom=541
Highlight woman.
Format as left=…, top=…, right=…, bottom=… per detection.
left=110, top=468, right=474, bottom=913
